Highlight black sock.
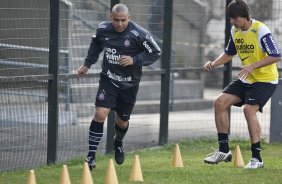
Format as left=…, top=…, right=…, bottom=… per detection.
left=114, top=123, right=129, bottom=147
left=251, top=141, right=262, bottom=162
left=87, top=120, right=104, bottom=159
left=218, top=133, right=229, bottom=153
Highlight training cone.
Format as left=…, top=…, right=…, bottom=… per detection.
left=80, top=162, right=94, bottom=184
left=129, top=155, right=144, bottom=182
left=26, top=170, right=37, bottom=184
left=104, top=159, right=119, bottom=184
left=234, top=145, right=245, bottom=168
left=60, top=165, right=71, bottom=184
left=172, top=144, right=184, bottom=167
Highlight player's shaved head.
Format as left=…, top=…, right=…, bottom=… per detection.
left=111, top=3, right=129, bottom=15
left=110, top=4, right=130, bottom=32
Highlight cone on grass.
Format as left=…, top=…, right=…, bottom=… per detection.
left=80, top=162, right=94, bottom=184
left=104, top=159, right=119, bottom=184
left=129, top=155, right=144, bottom=182
left=26, top=170, right=37, bottom=184
left=234, top=145, right=244, bottom=168
left=172, top=144, right=184, bottom=167
left=60, top=165, right=71, bottom=184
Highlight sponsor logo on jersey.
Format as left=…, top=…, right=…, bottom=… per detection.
left=130, top=30, right=139, bottom=36
left=143, top=41, right=152, bottom=53
left=241, top=55, right=250, bottom=62
left=97, top=89, right=106, bottom=100
left=146, top=35, right=161, bottom=52
left=235, top=38, right=254, bottom=54
left=107, top=70, right=132, bottom=82
left=250, top=29, right=257, bottom=34
left=105, top=47, right=121, bottom=65
left=263, top=37, right=272, bottom=54
left=124, top=39, right=130, bottom=47
left=269, top=35, right=281, bottom=54
left=98, top=24, right=107, bottom=29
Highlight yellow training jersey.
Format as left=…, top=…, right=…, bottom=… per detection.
left=231, top=20, right=279, bottom=83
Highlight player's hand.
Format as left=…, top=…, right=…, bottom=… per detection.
left=203, top=61, right=214, bottom=71
left=77, top=65, right=89, bottom=80
left=119, top=55, right=133, bottom=67
left=238, top=65, right=254, bottom=80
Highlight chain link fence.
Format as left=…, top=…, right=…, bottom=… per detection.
left=0, top=0, right=281, bottom=171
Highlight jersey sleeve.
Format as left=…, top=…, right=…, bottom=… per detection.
left=224, top=36, right=237, bottom=56
left=84, top=28, right=104, bottom=68
left=132, top=34, right=162, bottom=66
left=260, top=33, right=281, bottom=57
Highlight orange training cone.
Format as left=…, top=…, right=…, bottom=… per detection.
left=60, top=165, right=71, bottom=184
left=234, top=145, right=244, bottom=168
left=80, top=162, right=94, bottom=184
left=172, top=144, right=184, bottom=167
left=104, top=159, right=119, bottom=184
left=26, top=170, right=37, bottom=184
left=129, top=155, right=144, bottom=182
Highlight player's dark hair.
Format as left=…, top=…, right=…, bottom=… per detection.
left=227, top=0, right=250, bottom=21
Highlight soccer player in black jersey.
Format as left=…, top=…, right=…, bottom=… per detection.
left=77, top=3, right=161, bottom=170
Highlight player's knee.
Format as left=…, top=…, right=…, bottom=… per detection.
left=94, top=108, right=109, bottom=122
left=243, top=104, right=258, bottom=116
left=115, top=119, right=129, bottom=129
left=214, top=98, right=226, bottom=110
left=94, top=115, right=106, bottom=122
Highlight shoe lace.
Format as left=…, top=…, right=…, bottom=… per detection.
left=117, top=146, right=124, bottom=153
left=249, top=158, right=259, bottom=165
left=205, top=148, right=219, bottom=157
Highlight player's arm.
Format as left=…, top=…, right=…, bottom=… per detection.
left=247, top=56, right=280, bottom=70
left=84, top=33, right=104, bottom=68
left=132, top=34, right=162, bottom=66
left=77, top=30, right=104, bottom=78
left=204, top=37, right=235, bottom=71
left=252, top=33, right=281, bottom=69
left=204, top=53, right=233, bottom=71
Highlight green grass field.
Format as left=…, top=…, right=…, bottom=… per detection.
left=1, top=139, right=282, bottom=184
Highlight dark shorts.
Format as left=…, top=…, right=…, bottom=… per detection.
left=223, top=79, right=277, bottom=112
left=95, top=78, right=139, bottom=121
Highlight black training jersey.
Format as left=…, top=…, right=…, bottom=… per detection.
left=84, top=21, right=162, bottom=88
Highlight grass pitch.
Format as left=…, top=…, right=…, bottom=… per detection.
left=1, top=139, right=282, bottom=184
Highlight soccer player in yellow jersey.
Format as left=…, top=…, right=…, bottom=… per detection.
left=203, top=0, right=281, bottom=169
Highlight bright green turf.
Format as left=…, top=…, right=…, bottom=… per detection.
left=1, top=139, right=282, bottom=184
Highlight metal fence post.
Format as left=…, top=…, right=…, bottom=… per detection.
left=111, top=0, right=120, bottom=9
left=106, top=110, right=115, bottom=154
left=270, top=79, right=282, bottom=143
left=159, top=0, right=173, bottom=145
left=223, top=0, right=232, bottom=88
left=224, top=0, right=232, bottom=134
left=47, top=0, right=60, bottom=165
